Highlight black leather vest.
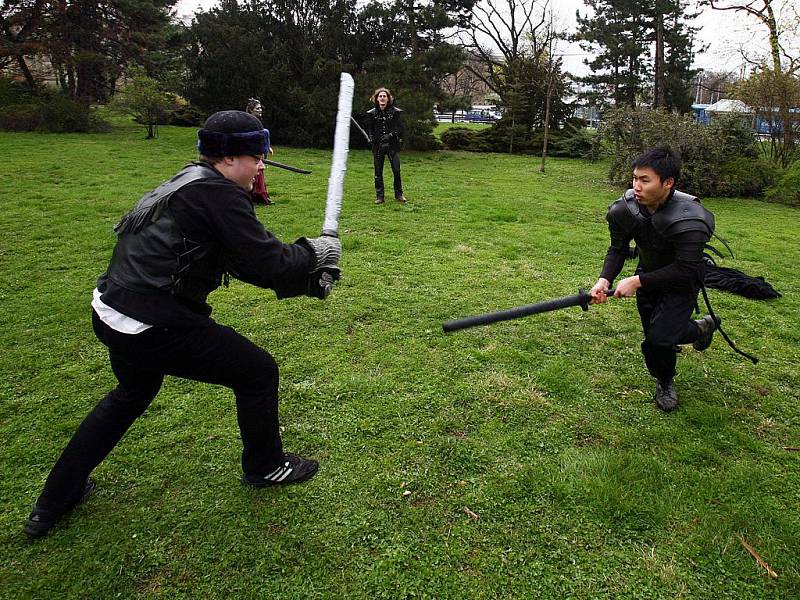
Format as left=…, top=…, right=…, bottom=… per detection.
left=607, top=189, right=715, bottom=272
left=104, top=163, right=226, bottom=303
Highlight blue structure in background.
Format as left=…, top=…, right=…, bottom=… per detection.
left=691, top=103, right=711, bottom=125
left=692, top=99, right=798, bottom=136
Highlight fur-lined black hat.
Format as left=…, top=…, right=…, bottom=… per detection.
left=197, top=110, right=270, bottom=157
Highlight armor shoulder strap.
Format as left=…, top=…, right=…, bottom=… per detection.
left=652, top=191, right=715, bottom=237
left=606, top=190, right=640, bottom=234
left=114, top=163, right=217, bottom=235
left=366, top=108, right=377, bottom=115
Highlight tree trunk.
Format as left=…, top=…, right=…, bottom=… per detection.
left=14, top=55, right=38, bottom=90
left=654, top=8, right=665, bottom=108
left=540, top=55, right=555, bottom=173
left=764, top=0, right=782, bottom=73
left=539, top=91, right=551, bottom=173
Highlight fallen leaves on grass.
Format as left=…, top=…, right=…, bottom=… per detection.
left=463, top=506, right=479, bottom=521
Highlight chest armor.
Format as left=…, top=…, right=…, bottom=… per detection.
left=105, top=163, right=226, bottom=303
left=607, top=189, right=715, bottom=272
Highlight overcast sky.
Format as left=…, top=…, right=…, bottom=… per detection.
left=174, top=0, right=789, bottom=77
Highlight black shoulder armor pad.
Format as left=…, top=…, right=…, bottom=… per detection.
left=652, top=190, right=715, bottom=237
left=606, top=189, right=640, bottom=234
left=366, top=107, right=377, bottom=115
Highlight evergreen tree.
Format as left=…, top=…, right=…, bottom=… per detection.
left=573, top=0, right=699, bottom=111
left=574, top=0, right=651, bottom=108
left=183, top=0, right=472, bottom=149
left=0, top=0, right=176, bottom=102
left=653, top=0, right=702, bottom=112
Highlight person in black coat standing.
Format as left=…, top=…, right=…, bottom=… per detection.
left=365, top=87, right=406, bottom=204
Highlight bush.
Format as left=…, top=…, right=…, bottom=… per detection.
left=765, top=161, right=800, bottom=206
left=598, top=107, right=765, bottom=197
left=440, top=120, right=595, bottom=158
left=548, top=125, right=598, bottom=159
left=0, top=104, right=44, bottom=130
left=168, top=103, right=206, bottom=126
left=717, top=157, right=777, bottom=197
left=38, top=94, right=94, bottom=132
left=0, top=76, right=35, bottom=107
left=480, top=121, right=537, bottom=153
left=0, top=78, right=109, bottom=132
left=440, top=127, right=479, bottom=150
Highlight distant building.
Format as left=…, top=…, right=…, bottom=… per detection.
left=572, top=104, right=600, bottom=128
left=692, top=98, right=750, bottom=125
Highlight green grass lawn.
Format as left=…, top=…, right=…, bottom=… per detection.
left=1, top=122, right=798, bottom=599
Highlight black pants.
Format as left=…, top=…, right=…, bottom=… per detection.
left=373, top=147, right=403, bottom=199
left=636, top=286, right=701, bottom=382
left=35, top=311, right=283, bottom=512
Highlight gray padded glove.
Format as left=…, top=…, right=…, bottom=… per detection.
left=303, top=235, right=342, bottom=272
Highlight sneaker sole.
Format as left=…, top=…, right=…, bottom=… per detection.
left=693, top=316, right=721, bottom=351
left=242, top=463, right=319, bottom=487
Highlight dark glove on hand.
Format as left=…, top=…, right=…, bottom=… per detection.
left=303, top=235, right=342, bottom=271
left=307, top=267, right=341, bottom=299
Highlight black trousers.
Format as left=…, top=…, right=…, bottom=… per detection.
left=35, top=310, right=283, bottom=512
left=636, top=286, right=701, bottom=382
left=373, top=147, right=403, bottom=199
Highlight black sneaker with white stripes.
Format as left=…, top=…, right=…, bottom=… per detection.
left=242, top=454, right=319, bottom=487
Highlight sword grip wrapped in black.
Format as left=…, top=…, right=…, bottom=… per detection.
left=442, top=288, right=615, bottom=333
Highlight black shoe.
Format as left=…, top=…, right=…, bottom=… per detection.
left=24, top=478, right=96, bottom=538
left=374, top=196, right=385, bottom=204
left=654, top=379, right=679, bottom=412
left=693, top=314, right=720, bottom=351
left=242, top=454, right=319, bottom=487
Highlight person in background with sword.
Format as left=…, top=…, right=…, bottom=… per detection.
left=588, top=147, right=720, bottom=413
left=363, top=87, right=406, bottom=204
left=24, top=110, right=341, bottom=538
left=246, top=97, right=274, bottom=204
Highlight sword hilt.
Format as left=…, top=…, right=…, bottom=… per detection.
left=442, top=287, right=618, bottom=333
left=580, top=287, right=616, bottom=309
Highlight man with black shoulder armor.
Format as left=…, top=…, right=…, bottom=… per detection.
left=24, top=110, right=340, bottom=538
left=589, top=147, right=719, bottom=412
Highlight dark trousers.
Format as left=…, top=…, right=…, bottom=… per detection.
left=373, top=148, right=403, bottom=199
left=36, top=311, right=283, bottom=512
left=636, top=286, right=700, bottom=382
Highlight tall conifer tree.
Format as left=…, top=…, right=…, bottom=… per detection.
left=574, top=0, right=700, bottom=111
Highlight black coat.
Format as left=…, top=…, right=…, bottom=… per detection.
left=365, top=105, right=403, bottom=152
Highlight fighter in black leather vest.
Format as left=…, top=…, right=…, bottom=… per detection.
left=607, top=189, right=715, bottom=274
left=101, top=163, right=226, bottom=305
